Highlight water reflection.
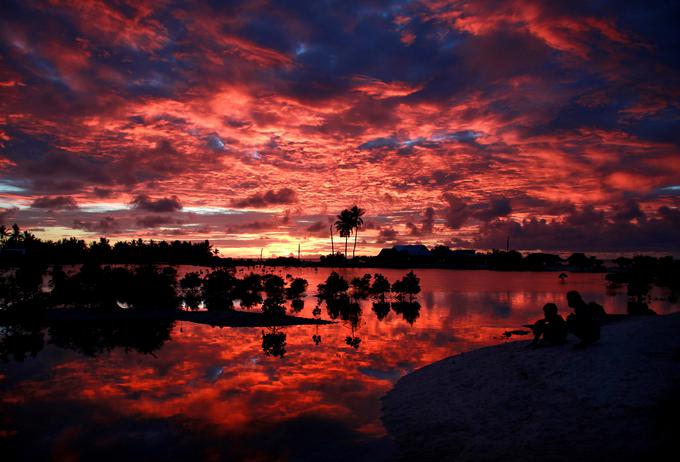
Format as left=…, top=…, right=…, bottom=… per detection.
left=0, top=321, right=175, bottom=360
left=261, top=327, right=287, bottom=358
left=371, top=301, right=391, bottom=321
left=0, top=324, right=44, bottom=362
left=312, top=323, right=322, bottom=346
left=391, top=301, right=421, bottom=325
left=2, top=268, right=679, bottom=461
left=48, top=320, right=175, bottom=357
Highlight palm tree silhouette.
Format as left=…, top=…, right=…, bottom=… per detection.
left=349, top=205, right=365, bottom=259
left=335, top=209, right=353, bottom=258
left=10, top=223, right=20, bottom=243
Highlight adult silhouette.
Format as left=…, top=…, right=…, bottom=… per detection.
left=565, top=291, right=601, bottom=346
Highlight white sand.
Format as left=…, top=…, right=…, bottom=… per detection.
left=381, top=314, right=680, bottom=461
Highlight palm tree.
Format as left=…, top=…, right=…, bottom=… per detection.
left=335, top=209, right=353, bottom=258
left=0, top=225, right=8, bottom=246
left=349, top=205, right=365, bottom=259
left=10, top=223, right=21, bottom=244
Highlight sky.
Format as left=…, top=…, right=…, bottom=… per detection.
left=1, top=0, right=679, bottom=257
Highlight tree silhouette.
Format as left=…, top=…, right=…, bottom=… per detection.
left=391, top=300, right=421, bottom=325
left=261, top=274, right=286, bottom=318
left=261, top=327, right=286, bottom=357
left=372, top=301, right=391, bottom=321
left=370, top=273, right=391, bottom=303
left=349, top=205, right=365, bottom=259
left=179, top=272, right=203, bottom=310
left=392, top=271, right=421, bottom=302
left=11, top=223, right=20, bottom=243
left=202, top=269, right=237, bottom=310
left=237, top=273, right=263, bottom=309
left=334, top=209, right=353, bottom=258
left=317, top=271, right=349, bottom=302
left=350, top=273, right=371, bottom=300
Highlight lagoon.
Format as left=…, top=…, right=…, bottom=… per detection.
left=1, top=267, right=678, bottom=461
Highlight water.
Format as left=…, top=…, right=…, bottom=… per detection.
left=1, top=268, right=678, bottom=461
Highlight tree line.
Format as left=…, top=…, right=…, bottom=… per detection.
left=0, top=224, right=217, bottom=265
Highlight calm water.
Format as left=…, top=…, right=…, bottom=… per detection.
left=1, top=268, right=678, bottom=461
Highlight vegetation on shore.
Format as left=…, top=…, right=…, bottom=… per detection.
left=3, top=223, right=679, bottom=276
left=0, top=261, right=313, bottom=317
left=0, top=262, right=325, bottom=361
left=606, top=255, right=680, bottom=313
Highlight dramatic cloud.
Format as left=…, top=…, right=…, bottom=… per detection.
left=472, top=203, right=680, bottom=252
left=0, top=0, right=678, bottom=255
left=73, top=217, right=118, bottom=234
left=135, top=215, right=178, bottom=228
left=473, top=198, right=512, bottom=222
left=131, top=195, right=182, bottom=213
left=407, top=207, right=435, bottom=236
left=306, top=221, right=326, bottom=233
left=0, top=207, right=19, bottom=223
left=232, top=188, right=298, bottom=208
left=444, top=195, right=471, bottom=230
left=31, top=196, right=79, bottom=210
left=377, top=227, right=399, bottom=244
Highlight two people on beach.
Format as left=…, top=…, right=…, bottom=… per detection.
left=528, top=290, right=604, bottom=348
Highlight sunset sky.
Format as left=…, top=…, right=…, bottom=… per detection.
left=1, top=0, right=679, bottom=257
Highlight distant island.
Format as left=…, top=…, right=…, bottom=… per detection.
left=2, top=224, right=680, bottom=303
left=3, top=223, right=679, bottom=275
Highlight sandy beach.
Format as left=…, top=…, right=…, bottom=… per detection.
left=382, top=313, right=680, bottom=461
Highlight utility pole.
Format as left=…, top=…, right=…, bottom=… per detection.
left=298, top=243, right=301, bottom=260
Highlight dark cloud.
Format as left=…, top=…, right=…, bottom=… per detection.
left=444, top=194, right=471, bottom=229
left=206, top=134, right=227, bottom=151
left=4, top=133, right=110, bottom=193
left=232, top=188, right=298, bottom=208
left=226, top=220, right=277, bottom=233
left=0, top=207, right=20, bottom=223
left=306, top=221, right=326, bottom=232
left=135, top=215, right=178, bottom=228
left=444, top=195, right=515, bottom=230
left=473, top=198, right=512, bottom=222
left=473, top=203, right=680, bottom=252
left=376, top=227, right=398, bottom=244
left=31, top=196, right=79, bottom=210
left=613, top=199, right=646, bottom=223
left=358, top=131, right=484, bottom=153
left=407, top=207, right=435, bottom=236
left=3, top=130, right=232, bottom=196
left=72, top=217, right=118, bottom=234
left=131, top=195, right=182, bottom=213
left=93, top=187, right=114, bottom=198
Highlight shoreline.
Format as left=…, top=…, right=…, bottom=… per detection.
left=381, top=314, right=680, bottom=461
left=2, top=260, right=610, bottom=272
left=0, top=308, right=333, bottom=328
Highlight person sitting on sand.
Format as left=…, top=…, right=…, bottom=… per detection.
left=527, top=303, right=568, bottom=347
left=565, top=290, right=600, bottom=346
